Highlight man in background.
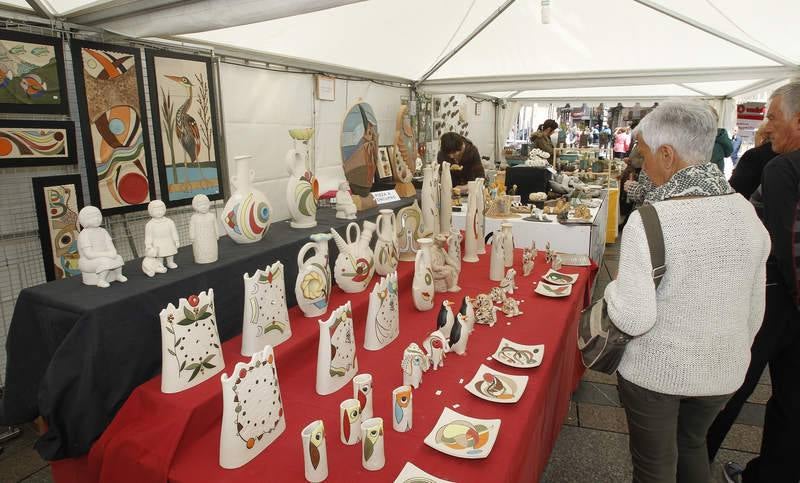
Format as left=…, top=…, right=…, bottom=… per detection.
left=731, top=126, right=744, bottom=167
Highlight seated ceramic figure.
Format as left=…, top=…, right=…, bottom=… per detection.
left=189, top=194, right=219, bottom=264
left=499, top=268, right=517, bottom=295
left=430, top=234, right=460, bottom=292
left=143, top=200, right=179, bottom=277
left=77, top=206, right=127, bottom=288
left=336, top=181, right=357, bottom=220
left=502, top=297, right=523, bottom=317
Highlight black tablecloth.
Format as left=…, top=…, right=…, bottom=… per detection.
left=2, top=199, right=411, bottom=459
left=505, top=166, right=551, bottom=202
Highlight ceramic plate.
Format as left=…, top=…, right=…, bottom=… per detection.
left=556, top=253, right=591, bottom=266
left=491, top=337, right=545, bottom=368
left=586, top=184, right=604, bottom=190
left=394, top=462, right=454, bottom=483
left=535, top=281, right=572, bottom=297
left=423, top=407, right=501, bottom=459
left=542, top=269, right=579, bottom=285
left=464, top=364, right=529, bottom=404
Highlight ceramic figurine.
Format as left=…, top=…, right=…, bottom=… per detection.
left=459, top=296, right=476, bottom=334
left=353, top=373, right=374, bottom=420
left=77, top=206, right=126, bottom=288
left=394, top=104, right=417, bottom=198
left=474, top=294, right=500, bottom=327
left=500, top=268, right=518, bottom=295
left=432, top=164, right=441, bottom=233
left=143, top=200, right=179, bottom=276
left=401, top=343, right=430, bottom=388
left=241, top=261, right=292, bottom=356
left=463, top=180, right=480, bottom=263
left=552, top=254, right=563, bottom=270
left=421, top=165, right=438, bottom=236
left=447, top=227, right=462, bottom=274
left=360, top=417, right=385, bottom=471
left=476, top=178, right=487, bottom=255
left=374, top=209, right=399, bottom=276
left=141, top=252, right=166, bottom=278
left=490, top=286, right=508, bottom=304
left=412, top=237, right=435, bottom=311
left=364, top=272, right=400, bottom=351
left=431, top=234, right=461, bottom=292
left=335, top=181, right=357, bottom=220
left=489, top=229, right=506, bottom=282
left=189, top=194, right=219, bottom=264
left=544, top=241, right=555, bottom=264
left=160, top=289, right=224, bottom=394
left=392, top=385, right=413, bottom=432
left=397, top=200, right=424, bottom=261
left=285, top=148, right=319, bottom=228
left=501, top=223, right=514, bottom=268
left=222, top=155, right=272, bottom=244
left=219, top=345, right=285, bottom=469
left=440, top=161, right=453, bottom=233
left=436, top=300, right=455, bottom=340
left=301, top=420, right=328, bottom=482
left=522, top=247, right=535, bottom=277
left=316, top=302, right=358, bottom=395
left=295, top=233, right=332, bottom=318
left=502, top=297, right=524, bottom=317
left=339, top=398, right=362, bottom=445
left=423, top=330, right=449, bottom=370
left=331, top=221, right=376, bottom=293
left=449, top=313, right=470, bottom=356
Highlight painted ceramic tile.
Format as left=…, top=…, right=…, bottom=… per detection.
left=0, top=120, right=76, bottom=167
left=340, top=102, right=378, bottom=197
left=464, top=363, right=529, bottom=404
left=535, top=280, right=572, bottom=297
left=241, top=261, right=292, bottom=356
left=0, top=30, right=68, bottom=114
left=32, top=175, right=84, bottom=281
left=491, top=337, right=545, bottom=369
left=393, top=462, right=454, bottom=483
left=542, top=269, right=579, bottom=285
left=423, top=407, right=501, bottom=459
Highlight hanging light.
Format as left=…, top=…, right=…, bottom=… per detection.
left=541, top=0, right=551, bottom=24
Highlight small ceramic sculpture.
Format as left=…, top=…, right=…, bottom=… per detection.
left=421, top=165, right=439, bottom=236
left=490, top=286, right=508, bottom=304
left=360, top=417, right=385, bottom=471
left=364, top=272, right=400, bottom=351
left=301, top=420, right=328, bottom=482
left=412, top=238, right=435, bottom=311
left=331, top=221, right=376, bottom=293
left=423, top=330, right=449, bottom=370
left=353, top=374, right=374, bottom=421
left=449, top=313, right=470, bottom=356
left=431, top=234, right=461, bottom=292
left=440, top=161, right=453, bottom=233
left=502, top=297, right=524, bottom=317
left=242, top=261, right=292, bottom=356
left=392, top=385, right=413, bottom=432
left=397, top=200, right=424, bottom=261
left=341, top=101, right=379, bottom=211
left=296, top=233, right=332, bottom=318
left=501, top=223, right=514, bottom=268
left=374, top=209, right=399, bottom=276
left=474, top=294, right=500, bottom=327
left=141, top=252, right=166, bottom=277
left=316, top=302, right=358, bottom=396
left=339, top=398, right=362, bottom=445
left=393, top=104, right=417, bottom=198
left=459, top=296, right=476, bottom=334
left=77, top=206, right=126, bottom=288
left=222, top=155, right=272, bottom=244
left=285, top=148, right=319, bottom=228
left=447, top=227, right=462, bottom=274
left=489, top=229, right=506, bottom=282
left=552, top=254, right=563, bottom=270
left=544, top=242, right=555, bottom=264
left=500, top=268, right=518, bottom=295
left=401, top=343, right=430, bottom=389
left=143, top=200, right=179, bottom=276
left=219, top=345, right=285, bottom=469
left=436, top=300, right=455, bottom=340
left=463, top=180, right=480, bottom=263
left=476, top=178, right=487, bottom=255
left=335, top=181, right=357, bottom=220
left=522, top=247, right=535, bottom=277
left=189, top=194, right=219, bottom=264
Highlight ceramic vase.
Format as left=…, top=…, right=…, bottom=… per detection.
left=364, top=271, right=399, bottom=351
left=463, top=181, right=480, bottom=263
left=189, top=194, right=219, bottom=264
left=360, top=417, right=385, bottom=471
left=440, top=161, right=453, bottom=233
left=420, top=165, right=438, bottom=236
left=222, top=155, right=272, bottom=244
left=401, top=343, right=430, bottom=388
left=219, top=345, right=285, bottom=469
left=476, top=178, right=487, bottom=254
left=241, top=261, right=292, bottom=356
left=374, top=209, right=399, bottom=276
left=330, top=221, right=376, bottom=293
left=501, top=222, right=514, bottom=267
left=448, top=227, right=462, bottom=274
left=295, top=233, right=332, bottom=318
left=77, top=206, right=126, bottom=288
left=397, top=200, right=423, bottom=262
left=285, top=148, right=319, bottom=229
left=490, top=230, right=506, bottom=282
left=316, top=302, right=358, bottom=395
left=339, top=398, right=362, bottom=445
left=423, top=330, right=449, bottom=370
left=392, top=385, right=413, bottom=432
left=353, top=373, right=374, bottom=420
left=412, top=238, right=435, bottom=311
left=301, top=420, right=328, bottom=482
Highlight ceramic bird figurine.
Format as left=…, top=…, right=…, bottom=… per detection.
left=449, top=313, right=470, bottom=355
left=436, top=300, right=455, bottom=340
left=423, top=330, right=449, bottom=369
left=459, top=296, right=476, bottom=334
left=401, top=343, right=430, bottom=388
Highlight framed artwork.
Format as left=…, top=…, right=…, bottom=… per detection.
left=71, top=39, right=155, bottom=215
left=0, top=120, right=77, bottom=167
left=376, top=146, right=393, bottom=180
left=32, top=174, right=84, bottom=281
left=0, top=29, right=69, bottom=115
left=316, top=74, right=335, bottom=101
left=145, top=50, right=224, bottom=207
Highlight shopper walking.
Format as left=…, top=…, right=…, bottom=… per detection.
left=605, top=101, right=769, bottom=483
left=731, top=126, right=744, bottom=166
left=613, top=128, right=630, bottom=159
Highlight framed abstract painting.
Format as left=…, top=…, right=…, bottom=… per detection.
left=0, top=120, right=77, bottom=167
left=71, top=39, right=155, bottom=215
left=0, top=29, right=69, bottom=115
left=32, top=174, right=85, bottom=281
left=145, top=50, right=224, bottom=207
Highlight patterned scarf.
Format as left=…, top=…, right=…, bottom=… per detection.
left=644, top=163, right=733, bottom=204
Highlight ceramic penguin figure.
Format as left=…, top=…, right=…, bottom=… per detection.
left=459, top=296, right=476, bottom=334
left=435, top=300, right=455, bottom=340
left=449, top=313, right=470, bottom=355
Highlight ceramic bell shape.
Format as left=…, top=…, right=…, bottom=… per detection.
left=301, top=420, right=328, bottom=482
left=219, top=345, right=286, bottom=469
left=364, top=271, right=400, bottom=351
left=397, top=200, right=423, bottom=262
left=412, top=238, right=435, bottom=311
left=440, top=161, right=453, bottom=233
left=160, top=289, right=225, bottom=394
left=331, top=221, right=376, bottom=293
left=463, top=180, right=480, bottom=263
left=353, top=373, right=374, bottom=420
left=316, top=301, right=358, bottom=395
left=295, top=233, right=332, bottom=318
left=447, top=227, right=462, bottom=274
left=435, top=300, right=455, bottom=340
left=339, top=398, right=362, bottom=445
left=360, top=417, right=385, bottom=471
left=420, top=165, right=438, bottom=236
left=476, top=178, right=487, bottom=254
left=285, top=149, right=319, bottom=229
left=449, top=313, right=470, bottom=356
left=489, top=230, right=506, bottom=282
left=459, top=296, right=476, bottom=334
left=222, top=155, right=272, bottom=244
left=242, top=261, right=292, bottom=356
left=501, top=222, right=514, bottom=267
left=392, top=385, right=413, bottom=432
left=374, top=209, right=399, bottom=276
left=401, top=343, right=430, bottom=388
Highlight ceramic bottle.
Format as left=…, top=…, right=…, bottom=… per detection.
left=501, top=222, right=514, bottom=267
left=241, top=261, right=292, bottom=356
left=330, top=221, right=376, bottom=293
left=285, top=148, right=319, bottom=229
left=360, top=417, right=385, bottom=471
left=374, top=209, right=399, bottom=276
left=301, top=420, right=328, bottom=482
left=476, top=178, right=487, bottom=254
left=490, top=230, right=506, bottom=282
left=316, top=302, right=358, bottom=395
left=392, top=385, right=413, bottom=432
left=463, top=181, right=480, bottom=263
left=295, top=233, right=332, bottom=318
left=412, top=237, right=435, bottom=311
left=221, top=155, right=272, bottom=244
left=440, top=161, right=453, bottom=233
left=364, top=271, right=399, bottom=351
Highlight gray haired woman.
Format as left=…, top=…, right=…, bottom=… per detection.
left=604, top=101, right=770, bottom=482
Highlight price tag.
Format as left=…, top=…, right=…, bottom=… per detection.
left=372, top=189, right=401, bottom=204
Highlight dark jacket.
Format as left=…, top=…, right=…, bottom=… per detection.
left=437, top=139, right=485, bottom=187
left=729, top=142, right=777, bottom=200
left=731, top=135, right=743, bottom=162
left=710, top=128, right=733, bottom=172
left=530, top=130, right=554, bottom=160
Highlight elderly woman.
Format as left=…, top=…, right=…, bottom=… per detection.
left=604, top=101, right=770, bottom=482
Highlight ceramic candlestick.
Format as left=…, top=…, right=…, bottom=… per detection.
left=447, top=227, right=462, bottom=274
left=77, top=206, right=126, bottom=288
left=401, top=343, right=430, bottom=388
left=476, top=178, right=487, bottom=254
left=360, top=417, right=385, bottom=471
left=392, top=385, right=413, bottom=432
left=421, top=164, right=438, bottom=236
left=353, top=373, right=374, bottom=421
left=301, top=420, right=328, bottom=482
left=339, top=398, right=362, bottom=445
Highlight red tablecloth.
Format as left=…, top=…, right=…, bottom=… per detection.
left=51, top=247, right=595, bottom=483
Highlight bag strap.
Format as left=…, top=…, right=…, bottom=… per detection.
left=637, top=204, right=666, bottom=289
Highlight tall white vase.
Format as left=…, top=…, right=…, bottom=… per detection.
left=301, top=420, right=328, bottom=482
left=353, top=373, right=374, bottom=420
left=295, top=233, right=332, bottom=318
left=420, top=165, right=437, bottom=236
left=241, top=261, right=292, bottom=356
left=364, top=271, right=399, bottom=351
left=316, top=302, right=358, bottom=395
left=374, top=209, right=399, bottom=276
left=285, top=149, right=318, bottom=229
left=463, top=181, right=480, bottom=263
left=448, top=227, right=462, bottom=274
left=339, top=398, right=361, bottom=445
left=501, top=222, right=514, bottom=268
left=222, top=155, right=273, bottom=244
left=392, top=385, right=413, bottom=432
left=490, top=230, right=506, bottom=282
left=476, top=178, right=487, bottom=254
left=360, top=417, right=385, bottom=471
left=412, top=238, right=435, bottom=311
left=440, top=161, right=453, bottom=233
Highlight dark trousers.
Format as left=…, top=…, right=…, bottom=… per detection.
left=618, top=375, right=730, bottom=483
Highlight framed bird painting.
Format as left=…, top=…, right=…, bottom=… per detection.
left=71, top=39, right=156, bottom=215
left=145, top=50, right=223, bottom=207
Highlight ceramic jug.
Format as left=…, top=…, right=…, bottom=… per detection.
left=295, top=233, right=332, bottom=318
left=476, top=177, right=487, bottom=254
left=285, top=148, right=319, bottom=229
left=440, top=161, right=453, bottom=233
left=420, top=165, right=438, bottom=236
left=374, top=209, right=399, bottom=276
left=222, top=155, right=273, bottom=244
left=463, top=181, right=480, bottom=263
left=331, top=221, right=376, bottom=293
left=412, top=237, right=435, bottom=311
left=501, top=222, right=514, bottom=267
left=489, top=230, right=506, bottom=282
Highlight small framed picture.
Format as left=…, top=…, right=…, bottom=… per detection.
left=376, top=146, right=394, bottom=180
left=316, top=74, right=335, bottom=101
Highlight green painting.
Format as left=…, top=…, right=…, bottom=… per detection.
left=0, top=29, right=68, bottom=114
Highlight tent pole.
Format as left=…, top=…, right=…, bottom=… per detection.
left=418, top=0, right=517, bottom=83
left=25, top=0, right=52, bottom=19
left=677, top=83, right=711, bottom=97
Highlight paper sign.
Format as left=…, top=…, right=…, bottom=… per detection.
left=372, top=189, right=401, bottom=204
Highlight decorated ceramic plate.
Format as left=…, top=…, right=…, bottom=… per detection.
left=542, top=269, right=579, bottom=285
left=394, top=462, right=454, bottom=483
left=491, top=337, right=545, bottom=368
left=535, top=281, right=572, bottom=297
left=464, top=364, right=529, bottom=404
left=423, top=407, right=501, bottom=459
left=556, top=253, right=592, bottom=266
